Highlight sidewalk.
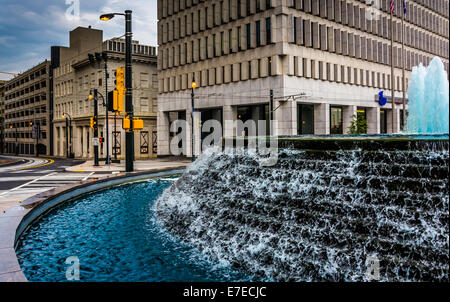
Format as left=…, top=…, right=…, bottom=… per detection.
left=65, top=157, right=192, bottom=172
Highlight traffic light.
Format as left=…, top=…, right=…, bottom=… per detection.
left=113, top=67, right=125, bottom=114
left=123, top=116, right=131, bottom=130
left=99, top=137, right=104, bottom=144
left=90, top=116, right=97, bottom=129
left=133, top=118, right=144, bottom=131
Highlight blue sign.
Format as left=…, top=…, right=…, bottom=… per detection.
left=378, top=91, right=387, bottom=106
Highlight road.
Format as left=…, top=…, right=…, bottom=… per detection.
left=0, top=155, right=107, bottom=214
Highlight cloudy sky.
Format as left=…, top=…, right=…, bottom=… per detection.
left=0, top=0, right=158, bottom=80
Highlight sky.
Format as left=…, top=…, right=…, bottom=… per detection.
left=0, top=0, right=158, bottom=80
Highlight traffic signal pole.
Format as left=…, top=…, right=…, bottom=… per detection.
left=104, top=53, right=111, bottom=164
left=125, top=10, right=134, bottom=172
left=94, top=89, right=99, bottom=167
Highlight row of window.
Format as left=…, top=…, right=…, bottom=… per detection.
left=291, top=0, right=448, bottom=37
left=158, top=0, right=272, bottom=21
left=159, top=55, right=416, bottom=93
left=4, top=106, right=47, bottom=120
left=4, top=81, right=48, bottom=100
left=160, top=17, right=272, bottom=70
left=105, top=40, right=157, bottom=56
left=159, top=0, right=273, bottom=45
left=4, top=94, right=47, bottom=111
left=4, top=67, right=48, bottom=91
left=291, top=3, right=449, bottom=57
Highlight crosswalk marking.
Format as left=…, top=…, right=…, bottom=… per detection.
left=0, top=172, right=97, bottom=203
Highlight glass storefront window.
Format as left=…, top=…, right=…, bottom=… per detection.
left=330, top=106, right=343, bottom=134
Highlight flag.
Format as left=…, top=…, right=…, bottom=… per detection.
left=390, top=0, right=395, bottom=13
left=403, top=0, right=407, bottom=14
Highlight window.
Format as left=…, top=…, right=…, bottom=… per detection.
left=330, top=106, right=343, bottom=134
left=246, top=23, right=251, bottom=49
left=256, top=21, right=261, bottom=46
left=238, top=27, right=242, bottom=51
left=266, top=18, right=271, bottom=44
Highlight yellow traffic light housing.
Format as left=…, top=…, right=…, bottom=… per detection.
left=115, top=68, right=125, bottom=92
left=133, top=118, right=144, bottom=131
left=90, top=117, right=97, bottom=129
left=123, top=116, right=131, bottom=130
left=113, top=89, right=125, bottom=113
left=113, top=67, right=126, bottom=114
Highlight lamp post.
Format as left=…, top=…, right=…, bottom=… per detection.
left=62, top=113, right=72, bottom=158
left=100, top=10, right=134, bottom=172
left=10, top=125, right=18, bottom=156
left=89, top=90, right=99, bottom=167
left=191, top=81, right=197, bottom=162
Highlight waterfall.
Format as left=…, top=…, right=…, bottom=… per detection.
left=156, top=141, right=449, bottom=282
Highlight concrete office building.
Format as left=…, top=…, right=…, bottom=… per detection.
left=0, top=80, right=5, bottom=153
left=3, top=61, right=52, bottom=156
left=157, top=0, right=449, bottom=156
left=52, top=27, right=158, bottom=160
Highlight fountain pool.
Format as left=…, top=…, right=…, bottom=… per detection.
left=16, top=178, right=252, bottom=282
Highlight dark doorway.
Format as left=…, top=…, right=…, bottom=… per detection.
left=297, top=104, right=314, bottom=134
left=200, top=108, right=223, bottom=143
left=237, top=104, right=269, bottom=136
left=330, top=106, right=343, bottom=134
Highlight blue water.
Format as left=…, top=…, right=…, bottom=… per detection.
left=16, top=178, right=251, bottom=282
left=406, top=57, right=449, bottom=134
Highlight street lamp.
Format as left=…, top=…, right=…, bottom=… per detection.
left=62, top=113, right=73, bottom=159
left=10, top=125, right=18, bottom=155
left=191, top=81, right=197, bottom=162
left=101, top=10, right=134, bottom=172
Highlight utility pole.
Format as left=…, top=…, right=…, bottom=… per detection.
left=125, top=10, right=134, bottom=172
left=390, top=4, right=396, bottom=134
left=93, top=89, right=99, bottom=167
left=269, top=90, right=274, bottom=136
left=401, top=2, right=406, bottom=131
left=191, top=85, right=195, bottom=162
left=103, top=52, right=111, bottom=164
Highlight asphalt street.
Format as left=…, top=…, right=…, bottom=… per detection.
left=0, top=155, right=108, bottom=213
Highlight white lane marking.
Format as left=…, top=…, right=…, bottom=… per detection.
left=82, top=172, right=95, bottom=181
left=0, top=172, right=57, bottom=196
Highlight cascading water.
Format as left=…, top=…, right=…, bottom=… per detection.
left=156, top=140, right=449, bottom=282
left=406, top=57, right=449, bottom=134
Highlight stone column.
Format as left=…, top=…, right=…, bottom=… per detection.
left=223, top=105, right=237, bottom=137
left=73, top=126, right=81, bottom=158
left=82, top=126, right=88, bottom=158
left=60, top=126, right=65, bottom=157
left=343, top=105, right=357, bottom=134
left=157, top=111, right=170, bottom=156
left=314, top=103, right=330, bottom=135
left=367, top=107, right=380, bottom=134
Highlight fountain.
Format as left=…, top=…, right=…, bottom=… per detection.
left=406, top=57, right=449, bottom=134
left=156, top=139, right=449, bottom=282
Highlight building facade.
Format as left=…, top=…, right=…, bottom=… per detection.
left=3, top=61, right=52, bottom=156
left=157, top=0, right=449, bottom=156
left=0, top=80, right=5, bottom=153
left=52, top=27, right=158, bottom=160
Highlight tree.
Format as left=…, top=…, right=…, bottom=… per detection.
left=348, top=114, right=368, bottom=134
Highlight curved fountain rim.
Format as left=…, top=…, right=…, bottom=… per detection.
left=0, top=167, right=185, bottom=282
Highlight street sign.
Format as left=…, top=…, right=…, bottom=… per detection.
left=32, top=125, right=40, bottom=139
left=92, top=138, right=100, bottom=146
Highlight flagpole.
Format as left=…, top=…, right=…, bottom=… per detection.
left=390, top=3, right=396, bottom=134
left=401, top=2, right=406, bottom=131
